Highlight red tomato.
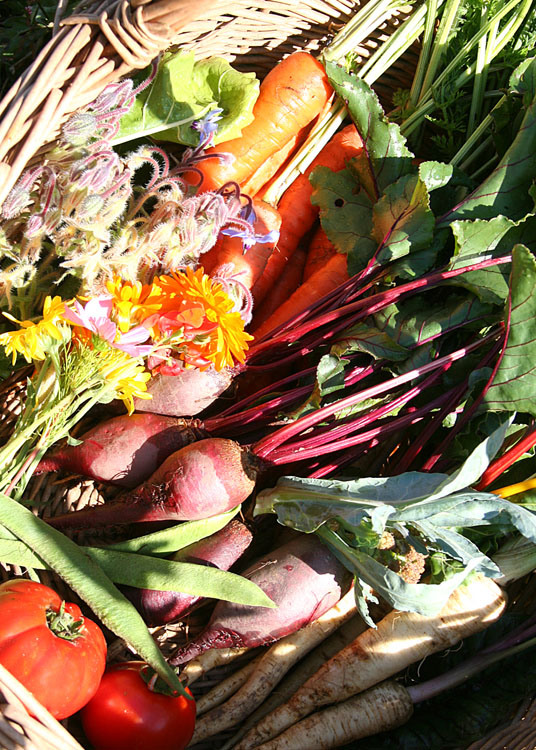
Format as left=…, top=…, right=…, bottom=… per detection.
left=0, top=578, right=106, bottom=719
left=80, top=661, right=196, bottom=750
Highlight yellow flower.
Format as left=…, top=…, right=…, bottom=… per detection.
left=0, top=296, right=66, bottom=365
left=97, top=347, right=152, bottom=414
left=106, top=276, right=162, bottom=332
left=154, top=268, right=253, bottom=371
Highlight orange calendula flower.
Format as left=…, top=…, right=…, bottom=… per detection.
left=0, top=296, right=66, bottom=364
left=152, top=267, right=253, bottom=371
left=106, top=276, right=162, bottom=332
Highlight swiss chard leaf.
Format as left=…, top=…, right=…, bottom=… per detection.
left=323, top=60, right=413, bottom=194
left=483, top=244, right=536, bottom=414
left=116, top=52, right=259, bottom=146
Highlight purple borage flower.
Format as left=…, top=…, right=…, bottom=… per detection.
left=192, top=107, right=224, bottom=148
left=221, top=205, right=280, bottom=250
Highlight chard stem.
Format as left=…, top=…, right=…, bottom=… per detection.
left=254, top=333, right=495, bottom=459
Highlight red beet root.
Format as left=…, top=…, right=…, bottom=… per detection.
left=36, top=412, right=205, bottom=488
left=48, top=438, right=259, bottom=530
left=138, top=520, right=254, bottom=625
left=169, top=534, right=350, bottom=665
left=133, top=368, right=234, bottom=417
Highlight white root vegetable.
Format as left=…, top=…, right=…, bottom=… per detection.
left=195, top=654, right=263, bottom=715
left=253, top=680, right=413, bottom=750
left=221, top=606, right=383, bottom=750
left=237, top=574, right=506, bottom=749
left=189, top=588, right=358, bottom=744
left=180, top=646, right=252, bottom=686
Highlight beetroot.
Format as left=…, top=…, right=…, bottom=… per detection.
left=169, top=534, right=350, bottom=665
left=36, top=412, right=205, bottom=488
left=137, top=520, right=253, bottom=625
left=48, top=438, right=259, bottom=529
left=133, top=368, right=234, bottom=417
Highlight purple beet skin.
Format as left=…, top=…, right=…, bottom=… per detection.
left=169, top=534, right=350, bottom=665
left=48, top=438, right=259, bottom=530
left=36, top=412, right=205, bottom=488
left=133, top=368, right=234, bottom=417
left=138, top=519, right=254, bottom=625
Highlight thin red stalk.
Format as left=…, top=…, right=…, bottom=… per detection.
left=269, top=394, right=444, bottom=464
left=307, top=442, right=372, bottom=478
left=253, top=333, right=496, bottom=459
left=475, top=425, right=536, bottom=491
left=421, top=324, right=507, bottom=472
left=278, top=363, right=448, bottom=455
left=392, top=337, right=502, bottom=474
left=247, top=255, right=512, bottom=360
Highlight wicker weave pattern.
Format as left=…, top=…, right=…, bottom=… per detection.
left=0, top=0, right=410, bottom=209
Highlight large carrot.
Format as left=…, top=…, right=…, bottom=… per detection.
left=251, top=245, right=307, bottom=330
left=207, top=199, right=282, bottom=291
left=251, top=124, right=363, bottom=305
left=252, top=251, right=348, bottom=339
left=240, top=120, right=314, bottom=198
left=303, top=225, right=338, bottom=281
left=188, top=52, right=333, bottom=193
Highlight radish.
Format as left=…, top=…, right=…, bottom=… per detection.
left=169, top=534, right=351, bottom=665
left=136, top=519, right=253, bottom=625
left=133, top=367, right=234, bottom=417
left=36, top=412, right=205, bottom=488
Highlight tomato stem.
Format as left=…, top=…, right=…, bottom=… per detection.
left=46, top=601, right=84, bottom=641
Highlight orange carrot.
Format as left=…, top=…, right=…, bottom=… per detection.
left=251, top=124, right=363, bottom=305
left=206, top=199, right=282, bottom=290
left=251, top=246, right=307, bottom=333
left=303, top=225, right=338, bottom=281
left=252, top=251, right=349, bottom=339
left=188, top=52, right=333, bottom=193
left=240, top=121, right=314, bottom=198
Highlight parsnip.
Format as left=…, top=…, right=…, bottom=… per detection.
left=253, top=681, right=413, bottom=750
left=180, top=646, right=252, bottom=686
left=189, top=589, right=358, bottom=744
left=196, top=654, right=263, bottom=715
left=237, top=575, right=506, bottom=749
left=221, top=607, right=378, bottom=750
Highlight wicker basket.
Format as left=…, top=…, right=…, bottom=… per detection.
left=0, top=1, right=534, bottom=748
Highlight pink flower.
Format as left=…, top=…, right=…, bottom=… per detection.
left=63, top=296, right=153, bottom=358
left=63, top=297, right=117, bottom=343
left=114, top=326, right=153, bottom=357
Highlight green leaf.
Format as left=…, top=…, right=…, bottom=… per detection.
left=418, top=160, right=455, bottom=192
left=373, top=293, right=494, bottom=350
left=107, top=508, right=240, bottom=556
left=86, top=548, right=275, bottom=608
left=324, top=60, right=414, bottom=194
left=0, top=492, right=186, bottom=695
left=331, top=322, right=409, bottom=362
left=439, top=87, right=536, bottom=223
left=310, top=165, right=376, bottom=272
left=116, top=52, right=259, bottom=147
left=373, top=174, right=435, bottom=264
left=483, top=244, right=536, bottom=414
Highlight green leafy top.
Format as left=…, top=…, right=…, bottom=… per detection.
left=115, top=51, right=260, bottom=147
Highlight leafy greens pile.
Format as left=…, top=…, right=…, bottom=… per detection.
left=254, top=53, right=536, bottom=624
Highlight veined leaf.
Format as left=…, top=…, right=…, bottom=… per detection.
left=116, top=52, right=259, bottom=146
left=324, top=60, right=413, bottom=194
left=483, top=244, right=536, bottom=414
left=373, top=293, right=494, bottom=350
left=373, top=173, right=435, bottom=263
left=332, top=321, right=409, bottom=362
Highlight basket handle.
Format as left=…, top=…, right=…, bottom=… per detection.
left=0, top=0, right=227, bottom=208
